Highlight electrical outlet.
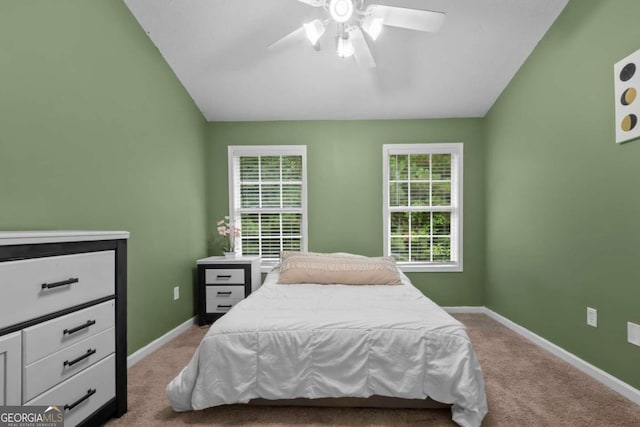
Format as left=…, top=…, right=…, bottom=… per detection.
left=173, top=286, right=180, bottom=300
left=628, top=322, right=640, bottom=347
left=587, top=307, right=597, bottom=327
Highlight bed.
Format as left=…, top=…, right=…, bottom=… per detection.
left=167, top=254, right=487, bottom=427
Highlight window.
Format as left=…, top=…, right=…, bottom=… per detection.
left=382, top=143, right=463, bottom=272
left=228, top=146, right=307, bottom=271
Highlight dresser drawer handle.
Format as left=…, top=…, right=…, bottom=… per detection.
left=217, top=304, right=232, bottom=309
left=217, top=291, right=232, bottom=296
left=41, top=277, right=79, bottom=290
left=63, top=319, right=96, bottom=335
left=63, top=348, right=96, bottom=367
left=216, top=275, right=232, bottom=279
left=64, top=388, right=96, bottom=412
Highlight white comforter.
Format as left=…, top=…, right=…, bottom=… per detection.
left=167, top=271, right=487, bottom=427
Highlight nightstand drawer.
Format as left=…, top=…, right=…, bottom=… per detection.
left=23, top=327, right=114, bottom=403
left=23, top=300, right=115, bottom=365
left=205, top=268, right=245, bottom=285
left=0, top=251, right=115, bottom=329
left=206, top=285, right=244, bottom=313
left=206, top=285, right=244, bottom=300
left=26, top=354, right=115, bottom=427
left=206, top=298, right=242, bottom=313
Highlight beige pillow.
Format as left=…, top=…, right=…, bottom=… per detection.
left=278, top=252, right=402, bottom=286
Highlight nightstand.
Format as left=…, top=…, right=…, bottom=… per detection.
left=196, top=256, right=261, bottom=325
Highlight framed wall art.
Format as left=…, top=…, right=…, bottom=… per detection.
left=614, top=48, right=640, bottom=144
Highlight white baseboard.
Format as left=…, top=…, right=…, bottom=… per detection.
left=445, top=306, right=640, bottom=406
left=443, top=306, right=486, bottom=314
left=127, top=316, right=197, bottom=368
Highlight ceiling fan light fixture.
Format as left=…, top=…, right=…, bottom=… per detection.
left=303, top=19, right=325, bottom=45
left=336, top=36, right=354, bottom=58
left=329, top=0, right=354, bottom=23
left=362, top=16, right=383, bottom=41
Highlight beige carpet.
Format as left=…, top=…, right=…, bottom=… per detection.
left=107, top=314, right=640, bottom=426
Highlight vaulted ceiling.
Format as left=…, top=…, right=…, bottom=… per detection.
left=124, top=0, right=568, bottom=121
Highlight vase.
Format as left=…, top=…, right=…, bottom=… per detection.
left=223, top=252, right=236, bottom=259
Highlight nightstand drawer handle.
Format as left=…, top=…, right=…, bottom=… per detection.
left=217, top=291, right=232, bottom=296
left=63, top=348, right=96, bottom=367
left=41, top=277, right=79, bottom=290
left=64, top=388, right=96, bottom=412
left=216, top=275, right=232, bottom=279
left=64, top=319, right=96, bottom=335
left=217, top=304, right=232, bottom=309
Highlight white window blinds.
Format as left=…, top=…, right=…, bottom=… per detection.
left=229, top=146, right=307, bottom=264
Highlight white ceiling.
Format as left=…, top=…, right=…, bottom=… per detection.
left=124, top=0, right=568, bottom=121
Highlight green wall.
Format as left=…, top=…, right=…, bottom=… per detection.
left=486, top=0, right=640, bottom=389
left=207, top=120, right=486, bottom=306
left=0, top=1, right=208, bottom=354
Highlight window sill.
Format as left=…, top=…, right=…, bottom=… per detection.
left=397, top=263, right=462, bottom=273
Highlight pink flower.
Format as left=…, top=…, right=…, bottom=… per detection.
left=215, top=216, right=241, bottom=252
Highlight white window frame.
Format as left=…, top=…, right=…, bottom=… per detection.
left=382, top=143, right=463, bottom=272
left=228, top=145, right=308, bottom=272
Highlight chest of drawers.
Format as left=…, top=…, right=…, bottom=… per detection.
left=0, top=231, right=128, bottom=427
left=197, top=256, right=260, bottom=325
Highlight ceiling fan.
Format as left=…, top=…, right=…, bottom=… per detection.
left=268, top=0, right=446, bottom=68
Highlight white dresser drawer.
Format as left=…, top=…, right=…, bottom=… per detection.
left=26, top=354, right=115, bottom=427
left=23, top=300, right=115, bottom=365
left=23, top=327, right=115, bottom=403
left=205, top=268, right=245, bottom=285
left=206, top=297, right=243, bottom=313
left=206, top=285, right=245, bottom=300
left=0, top=251, right=115, bottom=328
left=0, top=332, right=21, bottom=405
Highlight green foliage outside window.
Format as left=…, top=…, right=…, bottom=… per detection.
left=389, top=153, right=453, bottom=262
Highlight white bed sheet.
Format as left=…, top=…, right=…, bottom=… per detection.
left=167, top=270, right=487, bottom=427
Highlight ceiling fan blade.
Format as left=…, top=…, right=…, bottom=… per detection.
left=268, top=26, right=307, bottom=51
left=350, top=27, right=376, bottom=69
left=295, top=0, right=326, bottom=7
left=368, top=5, right=445, bottom=33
